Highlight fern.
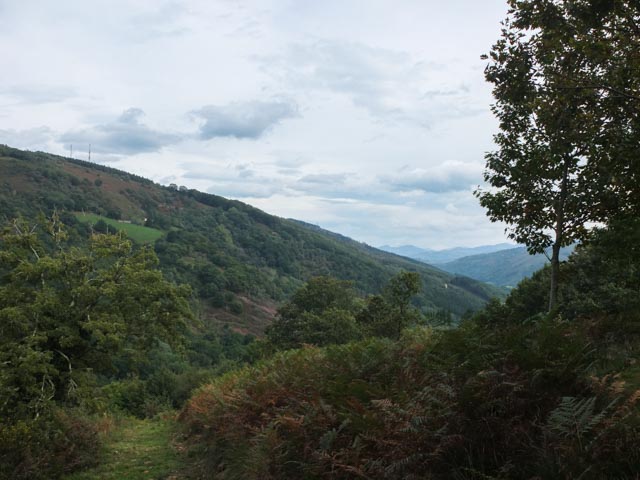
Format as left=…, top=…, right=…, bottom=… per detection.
left=547, top=396, right=617, bottom=450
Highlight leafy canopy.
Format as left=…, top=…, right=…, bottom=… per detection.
left=0, top=215, right=193, bottom=418
left=476, top=0, right=640, bottom=309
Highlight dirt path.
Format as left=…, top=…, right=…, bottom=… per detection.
left=64, top=417, right=189, bottom=480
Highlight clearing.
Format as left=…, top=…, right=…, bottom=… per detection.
left=75, top=213, right=164, bottom=243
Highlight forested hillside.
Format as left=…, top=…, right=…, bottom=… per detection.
left=2, top=1, right=639, bottom=479
left=0, top=144, right=502, bottom=333
left=436, top=245, right=575, bottom=287
left=379, top=243, right=514, bottom=264
left=177, top=1, right=640, bottom=478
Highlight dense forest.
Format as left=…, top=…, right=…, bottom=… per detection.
left=2, top=0, right=640, bottom=479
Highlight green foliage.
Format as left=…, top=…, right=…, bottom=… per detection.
left=476, top=0, right=640, bottom=310
left=0, top=217, right=192, bottom=418
left=358, top=271, right=423, bottom=339
left=0, top=144, right=503, bottom=335
left=266, top=273, right=425, bottom=350
left=180, top=231, right=640, bottom=478
left=0, top=409, right=101, bottom=480
left=266, top=277, right=362, bottom=349
left=181, top=314, right=640, bottom=479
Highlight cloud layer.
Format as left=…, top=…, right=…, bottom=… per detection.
left=59, top=108, right=179, bottom=155
left=0, top=0, right=511, bottom=248
left=192, top=100, right=298, bottom=140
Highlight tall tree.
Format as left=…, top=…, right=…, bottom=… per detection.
left=265, top=276, right=361, bottom=349
left=0, top=216, right=192, bottom=417
left=357, top=271, right=422, bottom=339
left=476, top=0, right=640, bottom=311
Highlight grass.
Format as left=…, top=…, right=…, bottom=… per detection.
left=75, top=213, right=163, bottom=243
left=64, top=417, right=188, bottom=480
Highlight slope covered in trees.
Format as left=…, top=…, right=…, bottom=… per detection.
left=436, top=245, right=575, bottom=287
left=180, top=219, right=640, bottom=480
left=177, top=1, right=640, bottom=478
left=379, top=243, right=515, bottom=264
left=0, top=144, right=503, bottom=333
left=3, top=2, right=639, bottom=478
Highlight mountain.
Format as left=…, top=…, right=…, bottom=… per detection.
left=436, top=245, right=576, bottom=288
left=378, top=244, right=433, bottom=258
left=379, top=243, right=515, bottom=264
left=0, top=145, right=505, bottom=333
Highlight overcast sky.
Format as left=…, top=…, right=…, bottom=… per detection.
left=0, top=0, right=513, bottom=249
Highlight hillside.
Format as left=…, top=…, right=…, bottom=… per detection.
left=0, top=145, right=504, bottom=333
left=436, top=245, right=575, bottom=287
left=379, top=243, right=515, bottom=264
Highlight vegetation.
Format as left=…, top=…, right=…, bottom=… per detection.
left=0, top=144, right=503, bottom=335
left=476, top=0, right=640, bottom=310
left=437, top=245, right=574, bottom=288
left=74, top=213, right=163, bottom=243
left=0, top=215, right=192, bottom=479
left=265, top=272, right=426, bottom=350
left=63, top=418, right=186, bottom=480
left=176, top=2, right=640, bottom=478
left=180, top=226, right=640, bottom=479
left=2, top=2, right=639, bottom=479
left=265, top=276, right=363, bottom=350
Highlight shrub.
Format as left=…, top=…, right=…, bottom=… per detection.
left=180, top=319, right=640, bottom=479
left=0, top=409, right=101, bottom=480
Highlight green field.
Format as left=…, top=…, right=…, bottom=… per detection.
left=75, top=213, right=164, bottom=243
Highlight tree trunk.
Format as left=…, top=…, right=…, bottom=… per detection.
left=548, top=241, right=561, bottom=312
left=549, top=159, right=569, bottom=312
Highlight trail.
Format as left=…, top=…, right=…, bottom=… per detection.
left=64, top=417, right=189, bottom=480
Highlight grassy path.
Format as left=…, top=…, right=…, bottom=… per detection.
left=64, top=417, right=189, bottom=480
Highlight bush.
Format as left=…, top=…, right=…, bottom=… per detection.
left=180, top=319, right=640, bottom=479
left=0, top=409, right=101, bottom=480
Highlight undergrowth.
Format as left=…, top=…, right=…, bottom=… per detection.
left=180, top=317, right=640, bottom=479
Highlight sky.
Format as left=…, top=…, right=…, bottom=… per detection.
left=0, top=0, right=514, bottom=249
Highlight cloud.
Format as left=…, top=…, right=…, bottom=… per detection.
left=382, top=162, right=483, bottom=193
left=0, top=85, right=78, bottom=105
left=257, top=40, right=481, bottom=127
left=0, top=126, right=54, bottom=151
left=128, top=2, right=192, bottom=41
left=298, top=173, right=348, bottom=184
left=181, top=161, right=282, bottom=198
left=191, top=100, right=298, bottom=140
left=59, top=108, right=179, bottom=155
left=181, top=161, right=257, bottom=182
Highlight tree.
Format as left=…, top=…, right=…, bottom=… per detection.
left=357, top=271, right=422, bottom=339
left=0, top=215, right=192, bottom=417
left=476, top=0, right=640, bottom=311
left=265, top=276, right=361, bottom=349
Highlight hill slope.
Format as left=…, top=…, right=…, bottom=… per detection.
left=0, top=145, right=504, bottom=332
left=379, top=243, right=515, bottom=264
left=436, top=245, right=575, bottom=287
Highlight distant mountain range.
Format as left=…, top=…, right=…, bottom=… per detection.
left=379, top=243, right=515, bottom=265
left=380, top=243, right=575, bottom=288
left=435, top=246, right=575, bottom=288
